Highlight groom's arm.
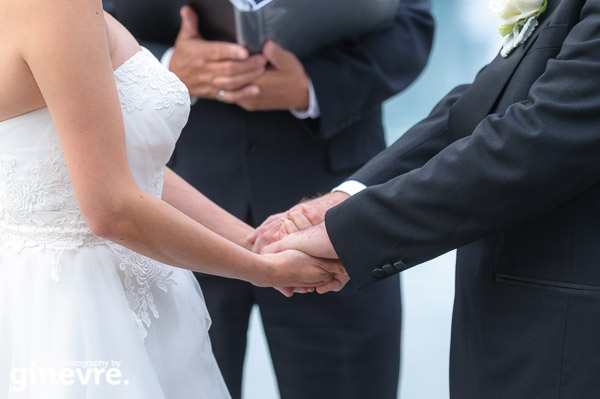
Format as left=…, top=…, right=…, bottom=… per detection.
left=345, top=83, right=470, bottom=187
left=326, top=1, right=600, bottom=288
left=250, top=83, right=469, bottom=250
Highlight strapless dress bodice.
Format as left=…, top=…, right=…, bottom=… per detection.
left=0, top=48, right=193, bottom=339
left=0, top=48, right=190, bottom=250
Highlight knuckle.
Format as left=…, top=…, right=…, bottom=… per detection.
left=221, top=45, right=235, bottom=59
left=219, top=79, right=233, bottom=90
left=210, top=45, right=224, bottom=60
left=191, top=74, right=204, bottom=86
left=223, top=62, right=236, bottom=75
left=191, top=55, right=206, bottom=68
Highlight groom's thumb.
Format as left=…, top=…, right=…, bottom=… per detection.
left=178, top=6, right=201, bottom=41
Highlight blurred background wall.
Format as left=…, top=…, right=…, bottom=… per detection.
left=242, top=0, right=502, bottom=398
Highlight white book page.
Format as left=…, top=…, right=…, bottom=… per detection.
left=229, top=0, right=277, bottom=11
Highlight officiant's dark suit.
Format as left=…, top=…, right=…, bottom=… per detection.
left=325, top=0, right=600, bottom=396
left=108, top=0, right=433, bottom=397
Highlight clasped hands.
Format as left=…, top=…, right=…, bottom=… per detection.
left=171, top=6, right=309, bottom=111
left=172, top=6, right=346, bottom=295
left=248, top=191, right=351, bottom=297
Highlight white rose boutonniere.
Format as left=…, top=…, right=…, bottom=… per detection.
left=490, top=0, right=548, bottom=57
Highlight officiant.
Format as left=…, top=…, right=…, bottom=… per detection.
left=107, top=0, right=433, bottom=397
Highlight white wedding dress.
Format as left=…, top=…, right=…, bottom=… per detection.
left=0, top=48, right=230, bottom=398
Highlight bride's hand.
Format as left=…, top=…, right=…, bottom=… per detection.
left=256, top=250, right=348, bottom=297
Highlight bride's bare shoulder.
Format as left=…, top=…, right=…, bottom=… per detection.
left=6, top=0, right=138, bottom=63
left=0, top=0, right=56, bottom=121
left=0, top=0, right=140, bottom=121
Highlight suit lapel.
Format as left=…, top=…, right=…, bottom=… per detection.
left=446, top=0, right=560, bottom=144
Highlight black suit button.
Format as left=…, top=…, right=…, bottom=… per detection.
left=339, top=119, right=352, bottom=129
left=383, top=264, right=395, bottom=275
left=245, top=140, right=259, bottom=154
left=372, top=269, right=386, bottom=279
left=393, top=260, right=407, bottom=271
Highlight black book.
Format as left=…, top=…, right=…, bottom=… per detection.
left=189, top=0, right=399, bottom=58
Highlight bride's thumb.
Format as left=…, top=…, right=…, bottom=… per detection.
left=261, top=241, right=282, bottom=254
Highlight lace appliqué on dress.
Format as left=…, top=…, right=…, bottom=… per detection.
left=107, top=243, right=177, bottom=340
left=114, top=50, right=190, bottom=118
left=0, top=137, right=178, bottom=340
left=0, top=139, right=101, bottom=282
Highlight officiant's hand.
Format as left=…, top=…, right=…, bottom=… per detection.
left=229, top=41, right=310, bottom=111
left=248, top=191, right=350, bottom=252
left=170, top=6, right=267, bottom=100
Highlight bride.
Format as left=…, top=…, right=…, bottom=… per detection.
left=0, top=0, right=346, bottom=397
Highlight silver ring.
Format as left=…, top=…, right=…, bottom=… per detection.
left=218, top=89, right=226, bottom=102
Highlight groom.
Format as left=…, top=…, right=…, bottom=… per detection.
left=259, top=0, right=600, bottom=396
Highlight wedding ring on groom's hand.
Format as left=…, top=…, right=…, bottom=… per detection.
left=218, top=89, right=226, bottom=102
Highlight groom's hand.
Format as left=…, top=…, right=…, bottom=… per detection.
left=263, top=222, right=338, bottom=259
left=263, top=249, right=348, bottom=297
left=264, top=223, right=350, bottom=295
left=170, top=6, right=267, bottom=101
left=248, top=191, right=349, bottom=252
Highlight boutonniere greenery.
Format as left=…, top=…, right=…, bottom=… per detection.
left=490, top=0, right=548, bottom=57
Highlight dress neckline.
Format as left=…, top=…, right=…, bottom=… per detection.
left=0, top=48, right=147, bottom=125
left=112, top=47, right=145, bottom=74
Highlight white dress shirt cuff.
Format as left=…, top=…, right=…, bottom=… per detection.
left=290, top=78, right=321, bottom=119
left=332, top=180, right=367, bottom=197
left=160, top=47, right=175, bottom=70
left=161, top=47, right=199, bottom=106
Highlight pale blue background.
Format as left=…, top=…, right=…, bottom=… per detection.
left=242, top=1, right=503, bottom=398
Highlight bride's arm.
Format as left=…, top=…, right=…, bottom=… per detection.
left=162, top=168, right=254, bottom=251
left=18, top=0, right=341, bottom=288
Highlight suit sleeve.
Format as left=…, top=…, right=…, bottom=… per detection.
left=326, top=1, right=600, bottom=288
left=348, top=83, right=470, bottom=185
left=301, top=0, right=434, bottom=140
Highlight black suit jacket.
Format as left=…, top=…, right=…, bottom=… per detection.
left=110, top=0, right=434, bottom=223
left=326, top=0, right=600, bottom=396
